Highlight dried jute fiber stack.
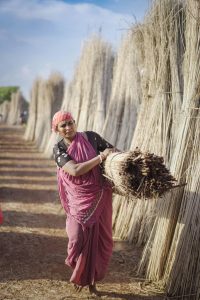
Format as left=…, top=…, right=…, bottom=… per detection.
left=103, top=149, right=178, bottom=199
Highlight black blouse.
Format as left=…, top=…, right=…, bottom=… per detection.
left=53, top=131, right=113, bottom=168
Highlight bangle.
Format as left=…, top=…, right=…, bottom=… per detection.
left=101, top=153, right=106, bottom=160
left=98, top=154, right=103, bottom=163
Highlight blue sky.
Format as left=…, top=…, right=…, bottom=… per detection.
left=0, top=0, right=150, bottom=99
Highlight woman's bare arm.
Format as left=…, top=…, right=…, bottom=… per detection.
left=62, top=148, right=113, bottom=176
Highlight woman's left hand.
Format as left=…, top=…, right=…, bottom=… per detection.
left=101, top=148, right=115, bottom=160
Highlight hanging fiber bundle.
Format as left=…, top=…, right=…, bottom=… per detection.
left=103, top=149, right=178, bottom=199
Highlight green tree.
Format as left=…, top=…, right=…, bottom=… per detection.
left=0, top=86, right=19, bottom=104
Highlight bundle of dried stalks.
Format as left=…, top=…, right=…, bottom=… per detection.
left=24, top=73, right=64, bottom=152
left=24, top=79, right=40, bottom=141
left=156, top=0, right=200, bottom=296
left=137, top=1, right=200, bottom=298
left=44, top=74, right=65, bottom=156
left=35, top=72, right=64, bottom=151
left=62, top=35, right=114, bottom=134
left=7, top=90, right=27, bottom=125
left=103, top=29, right=143, bottom=150
left=128, top=0, right=185, bottom=273
left=104, top=149, right=177, bottom=199
left=111, top=0, right=185, bottom=245
left=0, top=100, right=10, bottom=123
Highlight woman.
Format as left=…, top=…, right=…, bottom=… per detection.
left=52, top=111, right=114, bottom=294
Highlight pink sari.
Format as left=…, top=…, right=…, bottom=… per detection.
left=57, top=132, right=113, bottom=286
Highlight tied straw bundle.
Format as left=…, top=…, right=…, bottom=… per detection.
left=103, top=148, right=181, bottom=199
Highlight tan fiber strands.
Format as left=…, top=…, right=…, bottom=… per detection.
left=24, top=73, right=64, bottom=152
left=0, top=100, right=10, bottom=123
left=130, top=0, right=184, bottom=158
left=103, top=29, right=143, bottom=150
left=6, top=90, right=27, bottom=125
left=44, top=73, right=65, bottom=157
left=104, top=150, right=177, bottom=199
left=137, top=0, right=200, bottom=298
left=36, top=72, right=64, bottom=151
left=24, top=78, right=40, bottom=141
left=111, top=0, right=184, bottom=245
left=62, top=35, right=114, bottom=134
left=137, top=0, right=185, bottom=279
left=34, top=73, right=64, bottom=151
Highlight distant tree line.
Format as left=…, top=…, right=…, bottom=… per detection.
left=0, top=86, right=19, bottom=104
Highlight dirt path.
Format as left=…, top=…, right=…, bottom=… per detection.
left=0, top=125, right=164, bottom=300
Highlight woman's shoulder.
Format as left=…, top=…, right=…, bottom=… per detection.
left=53, top=139, right=67, bottom=153
left=85, top=131, right=99, bottom=138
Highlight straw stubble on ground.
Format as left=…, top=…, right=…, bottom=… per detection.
left=0, top=125, right=164, bottom=300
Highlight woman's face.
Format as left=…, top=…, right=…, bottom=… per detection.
left=56, top=119, right=77, bottom=140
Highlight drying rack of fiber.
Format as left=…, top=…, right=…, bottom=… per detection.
left=103, top=149, right=180, bottom=199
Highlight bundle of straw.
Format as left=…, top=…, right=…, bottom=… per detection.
left=62, top=35, right=114, bottom=134
left=104, top=149, right=177, bottom=199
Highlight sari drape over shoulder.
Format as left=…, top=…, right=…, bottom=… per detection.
left=57, top=132, right=113, bottom=286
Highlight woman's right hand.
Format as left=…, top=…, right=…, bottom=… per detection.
left=101, top=148, right=114, bottom=160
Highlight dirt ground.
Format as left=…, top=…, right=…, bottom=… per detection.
left=0, top=125, right=165, bottom=300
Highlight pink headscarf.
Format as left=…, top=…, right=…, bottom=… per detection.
left=52, top=111, right=74, bottom=132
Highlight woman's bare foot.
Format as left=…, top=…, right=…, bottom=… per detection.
left=89, top=283, right=100, bottom=296
left=73, top=283, right=83, bottom=293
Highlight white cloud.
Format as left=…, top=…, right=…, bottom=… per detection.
left=0, top=0, right=131, bottom=25
left=0, top=0, right=133, bottom=46
left=0, top=0, right=68, bottom=21
left=0, top=0, right=141, bottom=100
